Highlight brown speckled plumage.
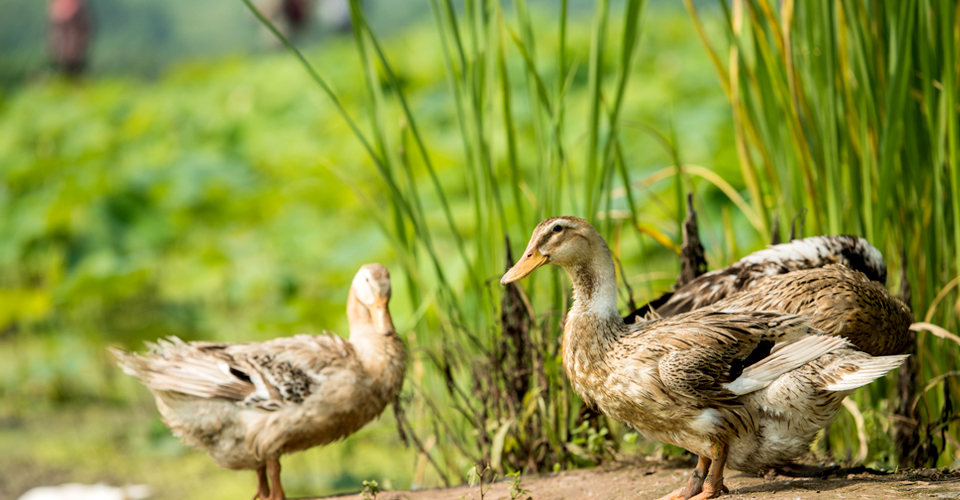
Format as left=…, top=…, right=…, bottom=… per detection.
left=711, top=265, right=912, bottom=356
left=626, top=235, right=887, bottom=321
left=111, top=264, right=405, bottom=500
left=503, top=218, right=907, bottom=500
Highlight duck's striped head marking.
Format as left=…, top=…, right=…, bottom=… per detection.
left=502, top=216, right=607, bottom=284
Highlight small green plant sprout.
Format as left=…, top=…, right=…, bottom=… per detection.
left=360, top=479, right=379, bottom=500
left=466, top=463, right=495, bottom=500
left=507, top=471, right=531, bottom=500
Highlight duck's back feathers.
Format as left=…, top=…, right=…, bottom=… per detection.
left=632, top=235, right=886, bottom=319
left=736, top=235, right=886, bottom=284
left=711, top=265, right=912, bottom=355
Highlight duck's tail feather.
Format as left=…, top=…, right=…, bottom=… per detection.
left=109, top=340, right=254, bottom=401
left=724, top=335, right=848, bottom=395
left=822, top=354, right=909, bottom=392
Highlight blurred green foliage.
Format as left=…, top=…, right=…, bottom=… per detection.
left=0, top=5, right=743, bottom=498
left=0, top=48, right=388, bottom=395
left=2, top=0, right=956, bottom=498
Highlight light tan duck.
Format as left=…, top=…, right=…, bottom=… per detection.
left=625, top=235, right=889, bottom=321
left=502, top=217, right=907, bottom=500
left=111, top=264, right=405, bottom=500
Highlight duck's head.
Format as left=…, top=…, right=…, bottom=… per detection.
left=501, top=216, right=607, bottom=285
left=349, top=263, right=396, bottom=336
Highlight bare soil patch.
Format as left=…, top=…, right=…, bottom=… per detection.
left=309, top=463, right=960, bottom=500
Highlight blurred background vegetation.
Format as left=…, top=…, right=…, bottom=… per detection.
left=0, top=1, right=957, bottom=499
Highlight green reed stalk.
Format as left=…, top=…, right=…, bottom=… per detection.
left=583, top=0, right=608, bottom=223
left=692, top=0, right=960, bottom=466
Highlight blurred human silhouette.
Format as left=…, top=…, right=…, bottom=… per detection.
left=283, top=0, right=312, bottom=32
left=257, top=0, right=357, bottom=45
left=259, top=0, right=313, bottom=40
left=49, top=0, right=92, bottom=76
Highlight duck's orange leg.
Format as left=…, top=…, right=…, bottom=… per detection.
left=689, top=442, right=729, bottom=500
left=266, top=459, right=285, bottom=500
left=656, top=455, right=711, bottom=500
left=253, top=465, right=270, bottom=500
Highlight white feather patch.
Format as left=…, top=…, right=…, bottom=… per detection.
left=724, top=335, right=847, bottom=395
left=738, top=236, right=883, bottom=273
left=823, top=354, right=909, bottom=392
left=688, top=408, right=722, bottom=434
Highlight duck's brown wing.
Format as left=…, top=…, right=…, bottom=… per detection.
left=628, top=311, right=843, bottom=405
left=625, top=235, right=887, bottom=320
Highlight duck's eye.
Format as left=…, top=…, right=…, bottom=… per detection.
left=552, top=224, right=563, bottom=233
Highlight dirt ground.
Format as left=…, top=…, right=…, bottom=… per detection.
left=310, top=462, right=960, bottom=500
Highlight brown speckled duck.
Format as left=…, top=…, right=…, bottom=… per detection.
left=625, top=235, right=888, bottom=321
left=111, top=264, right=406, bottom=500
left=624, top=235, right=911, bottom=356
left=709, top=265, right=912, bottom=356
left=502, top=217, right=907, bottom=500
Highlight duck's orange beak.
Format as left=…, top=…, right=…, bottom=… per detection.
left=372, top=297, right=396, bottom=336
left=501, top=244, right=548, bottom=285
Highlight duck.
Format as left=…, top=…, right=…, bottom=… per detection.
left=624, top=234, right=888, bottom=322
left=502, top=217, right=908, bottom=500
left=111, top=263, right=406, bottom=500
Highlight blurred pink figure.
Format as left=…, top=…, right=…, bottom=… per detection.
left=282, top=0, right=312, bottom=32
left=258, top=0, right=313, bottom=41
left=49, top=0, right=92, bottom=75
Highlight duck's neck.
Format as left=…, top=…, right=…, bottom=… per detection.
left=565, top=251, right=621, bottom=320
left=347, top=294, right=407, bottom=398
left=561, top=246, right=623, bottom=400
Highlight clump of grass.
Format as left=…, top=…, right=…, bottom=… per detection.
left=686, top=0, right=960, bottom=466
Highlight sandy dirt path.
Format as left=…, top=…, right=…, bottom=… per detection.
left=309, top=463, right=960, bottom=500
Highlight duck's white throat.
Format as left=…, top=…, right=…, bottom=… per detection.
left=564, top=252, right=621, bottom=321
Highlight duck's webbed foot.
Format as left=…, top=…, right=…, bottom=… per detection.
left=656, top=455, right=711, bottom=500
left=688, top=442, right=728, bottom=500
